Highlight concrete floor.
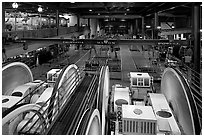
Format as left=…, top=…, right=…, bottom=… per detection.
left=30, top=42, right=164, bottom=93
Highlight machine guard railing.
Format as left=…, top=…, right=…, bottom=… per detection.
left=3, top=66, right=86, bottom=135
left=169, top=55, right=202, bottom=128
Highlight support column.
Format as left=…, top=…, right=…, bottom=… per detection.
left=154, top=12, right=159, bottom=39
left=77, top=15, right=80, bottom=27
left=130, top=23, right=133, bottom=35
left=88, top=18, right=90, bottom=27
left=56, top=10, right=59, bottom=36
left=90, top=19, right=97, bottom=38
left=135, top=19, right=138, bottom=36
left=2, top=2, right=5, bottom=32
left=192, top=3, right=201, bottom=73
left=48, top=16, right=51, bottom=28
left=141, top=17, right=144, bottom=39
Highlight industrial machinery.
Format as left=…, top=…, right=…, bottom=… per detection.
left=2, top=62, right=201, bottom=135
left=2, top=62, right=110, bottom=135
left=109, top=71, right=200, bottom=135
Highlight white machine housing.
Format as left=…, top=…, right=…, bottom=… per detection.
left=113, top=84, right=131, bottom=113
left=47, top=69, right=62, bottom=86
left=130, top=72, right=151, bottom=88
left=147, top=93, right=181, bottom=135
left=122, top=105, right=157, bottom=135
left=129, top=72, right=153, bottom=100
left=2, top=95, right=23, bottom=112
left=11, top=80, right=45, bottom=98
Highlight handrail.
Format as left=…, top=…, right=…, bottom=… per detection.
left=39, top=68, right=85, bottom=134
left=169, top=55, right=201, bottom=96
left=174, top=68, right=201, bottom=134
left=43, top=75, right=87, bottom=134
left=3, top=65, right=69, bottom=116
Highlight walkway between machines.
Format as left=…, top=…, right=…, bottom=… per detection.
left=31, top=43, right=101, bottom=81
left=119, top=44, right=137, bottom=82
left=130, top=45, right=151, bottom=69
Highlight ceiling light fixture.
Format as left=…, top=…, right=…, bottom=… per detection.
left=171, top=25, right=175, bottom=29
left=38, top=6, right=43, bottom=12
left=12, top=2, right=18, bottom=9
left=89, top=9, right=92, bottom=12
left=64, top=14, right=69, bottom=19
left=157, top=26, right=161, bottom=29
left=146, top=25, right=151, bottom=28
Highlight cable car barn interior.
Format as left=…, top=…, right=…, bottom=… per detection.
left=2, top=1, right=202, bottom=135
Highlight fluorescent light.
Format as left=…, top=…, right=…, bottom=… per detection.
left=12, top=2, right=18, bottom=9
left=38, top=6, right=43, bottom=12
left=146, top=25, right=151, bottom=28
left=64, top=14, right=69, bottom=19
left=157, top=26, right=161, bottom=29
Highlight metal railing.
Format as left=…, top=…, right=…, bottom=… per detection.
left=180, top=65, right=202, bottom=128
left=27, top=67, right=84, bottom=134
left=3, top=66, right=86, bottom=135
left=170, top=55, right=202, bottom=128
left=16, top=67, right=101, bottom=135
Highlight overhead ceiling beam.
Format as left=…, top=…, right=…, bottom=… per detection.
left=143, top=2, right=192, bottom=17
left=158, top=12, right=187, bottom=18
left=81, top=15, right=142, bottom=19
left=160, top=28, right=191, bottom=35
left=137, top=2, right=162, bottom=15
left=59, top=2, right=105, bottom=9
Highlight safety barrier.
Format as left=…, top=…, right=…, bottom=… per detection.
left=2, top=65, right=85, bottom=135
left=179, top=65, right=202, bottom=129
left=170, top=55, right=202, bottom=128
